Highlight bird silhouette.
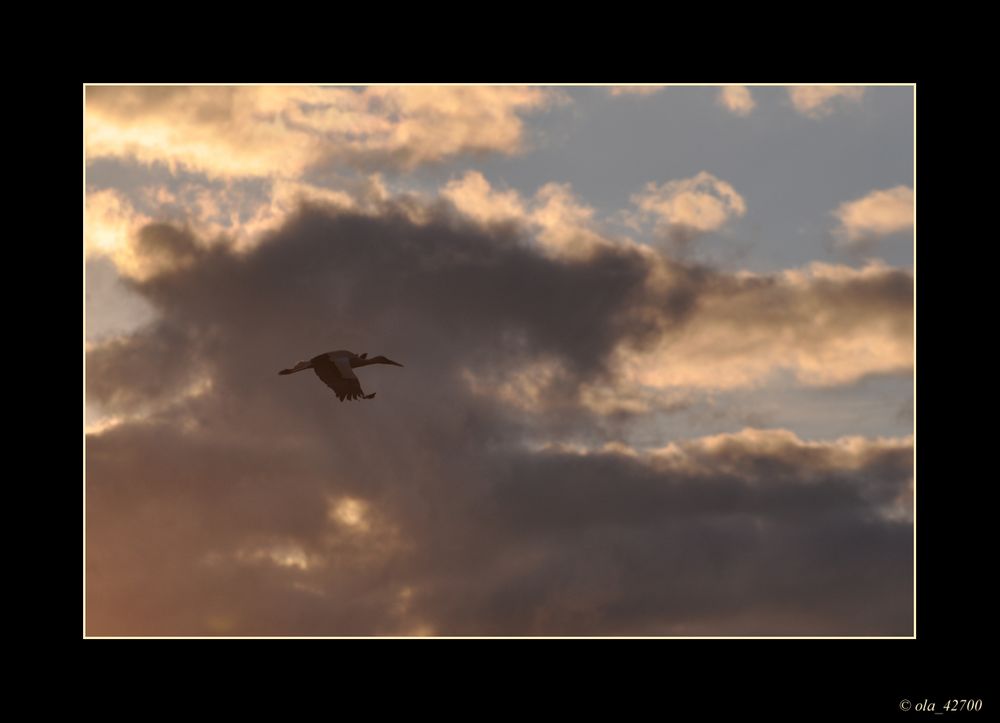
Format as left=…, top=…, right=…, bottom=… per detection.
left=279, top=349, right=403, bottom=401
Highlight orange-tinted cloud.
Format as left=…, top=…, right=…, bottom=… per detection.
left=85, top=189, right=155, bottom=278
left=717, top=86, right=755, bottom=116
left=441, top=170, right=527, bottom=225
left=630, top=171, right=747, bottom=239
left=832, top=186, right=914, bottom=245
left=442, top=170, right=620, bottom=259
left=618, top=259, right=912, bottom=391
left=788, top=86, right=865, bottom=118
left=608, top=85, right=665, bottom=97
left=86, top=85, right=558, bottom=179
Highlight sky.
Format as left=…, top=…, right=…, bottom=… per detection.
left=84, top=84, right=914, bottom=636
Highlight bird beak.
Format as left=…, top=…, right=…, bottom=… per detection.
left=386, top=358, right=404, bottom=367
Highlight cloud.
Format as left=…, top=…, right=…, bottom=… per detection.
left=147, top=178, right=360, bottom=247
left=87, top=174, right=398, bottom=280
left=86, top=200, right=912, bottom=635
left=617, top=260, right=913, bottom=391
left=788, top=86, right=865, bottom=118
left=832, top=186, right=914, bottom=245
left=456, top=254, right=912, bottom=401
left=441, top=170, right=527, bottom=226
left=442, top=170, right=618, bottom=259
left=717, top=86, right=755, bottom=116
left=85, top=189, right=155, bottom=278
left=85, top=86, right=558, bottom=179
left=607, top=86, right=665, bottom=97
left=629, top=172, right=747, bottom=243
left=88, top=181, right=911, bottom=405
left=86, top=183, right=265, bottom=281
left=91, top=166, right=620, bottom=285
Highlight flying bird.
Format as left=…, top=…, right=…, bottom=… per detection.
left=279, top=350, right=403, bottom=401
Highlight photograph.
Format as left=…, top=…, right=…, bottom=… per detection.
left=84, top=84, right=916, bottom=639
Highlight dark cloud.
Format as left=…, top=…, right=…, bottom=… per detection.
left=86, top=321, right=200, bottom=413
left=86, top=201, right=912, bottom=635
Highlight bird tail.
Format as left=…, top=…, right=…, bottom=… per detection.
left=364, top=393, right=376, bottom=399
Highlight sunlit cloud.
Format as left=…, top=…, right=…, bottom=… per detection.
left=85, top=189, right=154, bottom=278
left=531, top=182, right=611, bottom=258
left=86, top=85, right=559, bottom=179
left=650, top=426, right=910, bottom=468
left=832, top=186, right=914, bottom=245
left=617, top=259, right=912, bottom=392
left=788, top=85, right=865, bottom=118
left=328, top=496, right=371, bottom=533
left=85, top=412, right=128, bottom=437
left=608, top=86, right=665, bottom=97
left=441, top=170, right=527, bottom=225
left=717, top=86, right=756, bottom=116
left=88, top=175, right=395, bottom=279
left=442, top=170, right=620, bottom=259
left=235, top=541, right=317, bottom=571
left=629, top=171, right=747, bottom=238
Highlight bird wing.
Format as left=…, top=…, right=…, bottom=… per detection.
left=333, top=356, right=357, bottom=379
left=312, top=357, right=367, bottom=402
